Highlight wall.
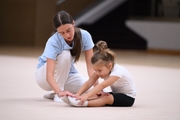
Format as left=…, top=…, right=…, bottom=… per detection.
left=33, top=0, right=57, bottom=47
left=34, top=0, right=97, bottom=47
left=0, top=0, right=35, bottom=46
left=56, top=0, right=96, bottom=17
left=126, top=20, right=180, bottom=51
left=0, top=0, right=97, bottom=47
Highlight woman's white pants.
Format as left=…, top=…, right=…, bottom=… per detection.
left=35, top=50, right=89, bottom=94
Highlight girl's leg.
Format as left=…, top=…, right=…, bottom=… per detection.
left=87, top=93, right=135, bottom=107
left=87, top=94, right=114, bottom=107
left=67, top=94, right=114, bottom=107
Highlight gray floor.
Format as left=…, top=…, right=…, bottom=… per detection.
left=0, top=46, right=180, bottom=120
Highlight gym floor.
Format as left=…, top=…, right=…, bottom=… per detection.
left=0, top=46, right=180, bottom=120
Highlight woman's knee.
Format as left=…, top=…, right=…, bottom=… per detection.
left=35, top=74, right=52, bottom=91
left=35, top=65, right=52, bottom=91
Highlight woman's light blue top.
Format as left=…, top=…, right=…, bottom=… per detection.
left=37, top=29, right=94, bottom=74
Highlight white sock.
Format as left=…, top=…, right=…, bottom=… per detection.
left=61, top=96, right=73, bottom=106
left=53, top=94, right=63, bottom=103
left=68, top=96, right=88, bottom=107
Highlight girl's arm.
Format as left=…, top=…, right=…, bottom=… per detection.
left=84, top=48, right=99, bottom=86
left=83, top=76, right=119, bottom=99
left=46, top=58, right=73, bottom=97
left=76, top=72, right=99, bottom=96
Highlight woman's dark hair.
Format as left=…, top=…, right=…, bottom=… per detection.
left=91, top=40, right=116, bottom=66
left=53, top=10, right=81, bottom=62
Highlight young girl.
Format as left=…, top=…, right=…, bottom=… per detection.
left=62, top=40, right=136, bottom=107
left=35, top=10, right=95, bottom=102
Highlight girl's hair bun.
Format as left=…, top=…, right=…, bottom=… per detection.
left=95, top=40, right=108, bottom=52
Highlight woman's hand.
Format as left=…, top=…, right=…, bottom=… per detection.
left=58, top=90, right=74, bottom=97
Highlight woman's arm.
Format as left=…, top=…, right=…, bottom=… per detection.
left=46, top=58, right=61, bottom=93
left=84, top=49, right=94, bottom=77
left=84, top=48, right=99, bottom=86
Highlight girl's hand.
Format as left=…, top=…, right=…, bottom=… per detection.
left=96, top=91, right=104, bottom=97
left=97, top=91, right=110, bottom=97
left=74, top=94, right=80, bottom=99
left=78, top=94, right=88, bottom=105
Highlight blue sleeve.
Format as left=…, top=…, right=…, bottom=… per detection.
left=43, top=34, right=63, bottom=60
left=81, top=30, right=94, bottom=51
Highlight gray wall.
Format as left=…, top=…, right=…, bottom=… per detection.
left=126, top=20, right=180, bottom=51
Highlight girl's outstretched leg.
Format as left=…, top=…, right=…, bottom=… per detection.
left=87, top=94, right=114, bottom=107
left=67, top=95, right=114, bottom=107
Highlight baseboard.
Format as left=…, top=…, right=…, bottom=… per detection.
left=148, top=49, right=180, bottom=56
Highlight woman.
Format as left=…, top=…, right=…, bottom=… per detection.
left=35, top=10, right=95, bottom=102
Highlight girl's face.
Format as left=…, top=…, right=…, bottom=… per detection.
left=92, top=62, right=113, bottom=78
left=57, top=23, right=75, bottom=42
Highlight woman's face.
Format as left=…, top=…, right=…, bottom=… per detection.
left=57, top=24, right=75, bottom=42
left=92, top=62, right=112, bottom=78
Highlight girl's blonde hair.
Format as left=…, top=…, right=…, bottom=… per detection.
left=91, top=40, right=116, bottom=66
